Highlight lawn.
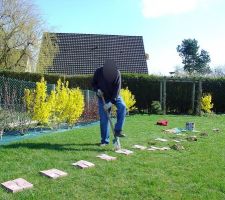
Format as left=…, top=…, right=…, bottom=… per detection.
left=1, top=114, right=225, bottom=200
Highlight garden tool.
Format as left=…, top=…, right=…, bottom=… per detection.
left=101, top=95, right=121, bottom=150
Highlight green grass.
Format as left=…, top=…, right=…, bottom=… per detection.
left=1, top=114, right=225, bottom=200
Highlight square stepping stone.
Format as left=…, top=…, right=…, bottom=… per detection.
left=173, top=139, right=185, bottom=143
left=161, top=147, right=171, bottom=150
left=173, top=139, right=181, bottom=143
left=155, top=138, right=168, bottom=142
left=148, top=146, right=161, bottom=150
left=115, top=149, right=133, bottom=155
left=147, top=147, right=157, bottom=151
left=40, top=169, right=68, bottom=179
left=1, top=178, right=33, bottom=193
left=147, top=146, right=170, bottom=151
left=132, top=145, right=147, bottom=150
left=96, top=154, right=117, bottom=161
left=72, top=160, right=95, bottom=169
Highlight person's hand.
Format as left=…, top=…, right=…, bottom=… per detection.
left=96, top=89, right=103, bottom=97
left=103, top=102, right=112, bottom=111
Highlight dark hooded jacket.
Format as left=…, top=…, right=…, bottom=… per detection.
left=91, top=67, right=121, bottom=104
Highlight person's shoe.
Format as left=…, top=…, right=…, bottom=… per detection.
left=99, top=143, right=109, bottom=147
left=115, top=132, right=126, bottom=137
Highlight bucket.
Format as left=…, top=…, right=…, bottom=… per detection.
left=186, top=122, right=195, bottom=131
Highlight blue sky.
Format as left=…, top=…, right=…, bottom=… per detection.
left=35, top=0, right=225, bottom=75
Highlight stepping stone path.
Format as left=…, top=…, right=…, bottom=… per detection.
left=40, top=169, right=68, bottom=179
left=1, top=116, right=216, bottom=196
left=115, top=149, right=133, bottom=155
left=72, top=160, right=95, bottom=169
left=147, top=146, right=171, bottom=151
left=1, top=178, right=33, bottom=193
left=97, top=154, right=117, bottom=161
left=155, top=138, right=168, bottom=142
left=133, top=145, right=147, bottom=150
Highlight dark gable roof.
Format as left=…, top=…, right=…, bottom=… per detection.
left=46, top=33, right=148, bottom=75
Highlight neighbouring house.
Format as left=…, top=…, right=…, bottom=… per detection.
left=38, top=32, right=148, bottom=75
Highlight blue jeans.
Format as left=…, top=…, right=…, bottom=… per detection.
left=98, top=96, right=126, bottom=144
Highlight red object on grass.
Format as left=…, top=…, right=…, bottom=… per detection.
left=156, top=120, right=168, bottom=126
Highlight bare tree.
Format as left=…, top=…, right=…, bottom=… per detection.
left=0, top=0, right=58, bottom=72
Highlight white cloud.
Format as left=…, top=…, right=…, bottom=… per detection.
left=141, top=0, right=210, bottom=18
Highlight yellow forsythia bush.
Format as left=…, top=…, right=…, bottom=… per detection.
left=24, top=77, right=51, bottom=124
left=111, top=87, right=136, bottom=116
left=201, top=93, right=213, bottom=113
left=64, top=88, right=84, bottom=126
left=24, top=78, right=84, bottom=126
left=120, top=87, right=136, bottom=112
left=52, top=79, right=70, bottom=124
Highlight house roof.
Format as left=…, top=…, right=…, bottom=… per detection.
left=45, top=33, right=148, bottom=75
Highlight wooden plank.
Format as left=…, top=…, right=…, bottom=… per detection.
left=165, top=79, right=199, bottom=83
left=163, top=79, right=166, bottom=115
left=196, top=80, right=202, bottom=115
left=191, top=82, right=195, bottom=114
left=160, top=81, right=163, bottom=108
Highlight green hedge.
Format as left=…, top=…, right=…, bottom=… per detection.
left=1, top=71, right=225, bottom=113
left=121, top=73, right=160, bottom=112
left=0, top=71, right=93, bottom=89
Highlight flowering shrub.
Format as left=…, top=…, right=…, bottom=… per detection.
left=24, top=78, right=84, bottom=126
left=120, top=87, right=136, bottom=112
left=51, top=79, right=70, bottom=124
left=201, top=93, right=213, bottom=113
left=64, top=88, right=84, bottom=126
left=24, top=77, right=51, bottom=124
left=111, top=87, right=136, bottom=116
